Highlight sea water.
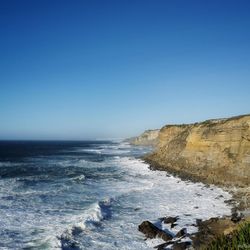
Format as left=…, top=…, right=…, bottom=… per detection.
left=0, top=140, right=232, bottom=249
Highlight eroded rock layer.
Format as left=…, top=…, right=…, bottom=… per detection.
left=144, top=115, right=250, bottom=187
left=129, top=129, right=160, bottom=146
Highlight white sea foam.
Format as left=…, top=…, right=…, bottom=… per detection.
left=0, top=142, right=232, bottom=250
left=54, top=155, right=232, bottom=249
left=70, top=174, right=86, bottom=182
left=0, top=161, right=22, bottom=167
left=78, top=159, right=88, bottom=164
left=81, top=147, right=131, bottom=155
left=81, top=148, right=103, bottom=154
left=82, top=202, right=104, bottom=226
left=71, top=155, right=232, bottom=249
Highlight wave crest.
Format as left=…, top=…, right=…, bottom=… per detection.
left=59, top=198, right=114, bottom=249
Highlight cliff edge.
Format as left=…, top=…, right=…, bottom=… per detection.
left=127, top=129, right=160, bottom=146
left=145, top=115, right=250, bottom=188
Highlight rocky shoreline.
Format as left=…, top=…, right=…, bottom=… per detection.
left=136, top=178, right=245, bottom=249
left=138, top=207, right=249, bottom=249
left=129, top=114, right=250, bottom=249
left=145, top=157, right=250, bottom=212
left=138, top=218, right=191, bottom=249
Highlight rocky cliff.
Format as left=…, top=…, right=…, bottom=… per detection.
left=144, top=115, right=250, bottom=188
left=128, top=129, right=160, bottom=146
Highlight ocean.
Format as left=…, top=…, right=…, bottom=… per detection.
left=0, top=140, right=232, bottom=249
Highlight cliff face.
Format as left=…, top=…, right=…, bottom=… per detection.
left=145, top=115, right=250, bottom=187
left=129, top=129, right=160, bottom=146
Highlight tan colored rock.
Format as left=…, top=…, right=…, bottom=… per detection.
left=129, top=129, right=160, bottom=146
left=145, top=114, right=250, bottom=187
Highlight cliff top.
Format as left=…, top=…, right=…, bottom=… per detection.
left=161, top=114, right=250, bottom=130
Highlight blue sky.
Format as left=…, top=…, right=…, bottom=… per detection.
left=0, top=0, right=250, bottom=139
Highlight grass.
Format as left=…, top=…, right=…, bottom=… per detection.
left=206, top=222, right=250, bottom=250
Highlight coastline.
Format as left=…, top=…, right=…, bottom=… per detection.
left=129, top=114, right=250, bottom=249
left=0, top=140, right=233, bottom=249
left=136, top=159, right=234, bottom=249
left=135, top=114, right=250, bottom=212
left=143, top=157, right=250, bottom=249
left=144, top=156, right=250, bottom=213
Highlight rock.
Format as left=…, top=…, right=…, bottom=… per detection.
left=224, top=199, right=236, bottom=204
left=172, top=241, right=191, bottom=250
left=155, top=240, right=191, bottom=250
left=217, top=194, right=224, bottom=199
left=155, top=240, right=192, bottom=250
left=171, top=223, right=178, bottom=228
left=190, top=223, right=197, bottom=227
left=163, top=216, right=179, bottom=224
left=138, top=221, right=173, bottom=241
left=175, top=228, right=187, bottom=238
left=154, top=241, right=172, bottom=250
left=231, top=211, right=244, bottom=223
left=196, top=219, right=202, bottom=225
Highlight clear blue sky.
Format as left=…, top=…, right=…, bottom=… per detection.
left=1, top=0, right=250, bottom=140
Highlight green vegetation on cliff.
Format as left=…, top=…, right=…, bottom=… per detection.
left=206, top=222, right=250, bottom=250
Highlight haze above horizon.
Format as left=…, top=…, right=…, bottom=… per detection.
left=1, top=0, right=250, bottom=140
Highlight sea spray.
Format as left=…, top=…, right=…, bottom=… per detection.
left=0, top=140, right=232, bottom=249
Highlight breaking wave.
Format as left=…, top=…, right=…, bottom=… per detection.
left=0, top=140, right=232, bottom=249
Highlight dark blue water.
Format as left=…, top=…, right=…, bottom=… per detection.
left=0, top=140, right=231, bottom=250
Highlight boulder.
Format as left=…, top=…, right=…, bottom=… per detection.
left=175, top=228, right=187, bottom=238
left=138, top=221, right=173, bottom=241
left=154, top=240, right=191, bottom=250
left=162, top=216, right=179, bottom=224
left=231, top=211, right=243, bottom=223
left=171, top=223, right=178, bottom=228
left=172, top=241, right=191, bottom=250
left=154, top=241, right=172, bottom=250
